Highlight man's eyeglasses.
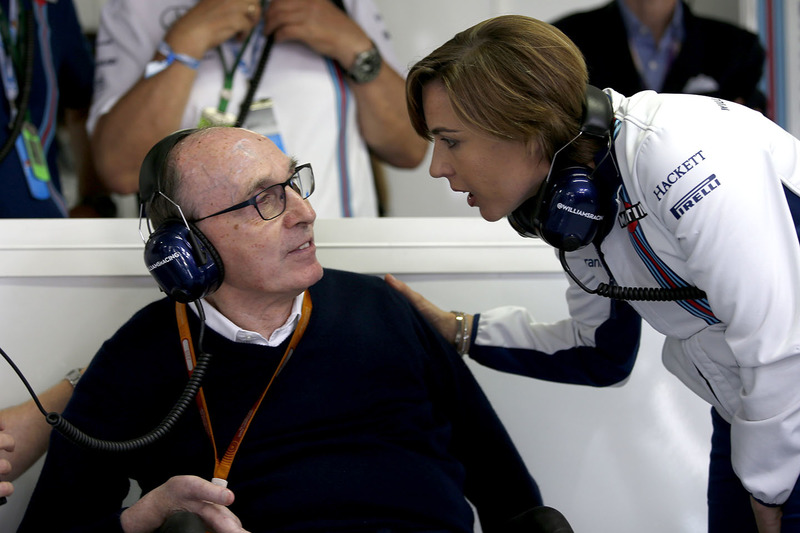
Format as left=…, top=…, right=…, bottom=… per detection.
left=191, top=163, right=314, bottom=223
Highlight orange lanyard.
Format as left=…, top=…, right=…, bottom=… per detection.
left=175, top=292, right=312, bottom=486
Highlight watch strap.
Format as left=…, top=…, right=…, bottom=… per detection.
left=346, top=43, right=382, bottom=84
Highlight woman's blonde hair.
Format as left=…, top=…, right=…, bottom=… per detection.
left=406, top=15, right=602, bottom=164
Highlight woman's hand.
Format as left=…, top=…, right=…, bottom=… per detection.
left=751, top=496, right=782, bottom=533
left=385, top=274, right=472, bottom=350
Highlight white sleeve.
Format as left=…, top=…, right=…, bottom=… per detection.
left=345, top=0, right=403, bottom=74
left=87, top=0, right=162, bottom=134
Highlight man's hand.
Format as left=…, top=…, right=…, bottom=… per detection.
left=165, top=0, right=264, bottom=60
left=121, top=475, right=249, bottom=533
left=0, top=429, right=14, bottom=499
left=751, top=496, right=782, bottom=533
left=264, top=0, right=371, bottom=68
left=263, top=0, right=427, bottom=169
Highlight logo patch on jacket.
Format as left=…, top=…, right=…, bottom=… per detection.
left=654, top=150, right=706, bottom=201
left=670, top=174, right=721, bottom=219
left=618, top=202, right=647, bottom=229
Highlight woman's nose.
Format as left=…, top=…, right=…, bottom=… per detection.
left=428, top=146, right=452, bottom=179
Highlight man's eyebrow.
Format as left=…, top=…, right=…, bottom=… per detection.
left=243, top=156, right=302, bottom=197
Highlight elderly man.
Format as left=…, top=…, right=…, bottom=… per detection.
left=18, top=127, right=542, bottom=533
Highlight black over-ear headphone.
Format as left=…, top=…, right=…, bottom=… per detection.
left=507, top=85, right=615, bottom=252
left=140, top=129, right=225, bottom=303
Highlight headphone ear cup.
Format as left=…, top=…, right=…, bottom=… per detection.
left=508, top=193, right=546, bottom=239
left=508, top=166, right=607, bottom=251
left=187, top=222, right=225, bottom=281
left=539, top=166, right=605, bottom=251
left=143, top=221, right=224, bottom=303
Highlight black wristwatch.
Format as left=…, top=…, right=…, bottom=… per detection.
left=346, top=43, right=382, bottom=84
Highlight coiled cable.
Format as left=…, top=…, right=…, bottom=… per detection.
left=559, top=248, right=707, bottom=302
left=0, top=301, right=212, bottom=452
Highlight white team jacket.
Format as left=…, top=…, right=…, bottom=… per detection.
left=472, top=89, right=800, bottom=505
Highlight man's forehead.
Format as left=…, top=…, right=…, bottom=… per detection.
left=183, top=129, right=269, bottom=160
left=176, top=129, right=289, bottom=204
left=181, top=130, right=287, bottom=178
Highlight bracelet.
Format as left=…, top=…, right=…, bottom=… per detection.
left=451, top=311, right=470, bottom=357
left=64, top=367, right=83, bottom=388
left=144, top=41, right=201, bottom=79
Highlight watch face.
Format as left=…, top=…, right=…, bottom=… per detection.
left=350, top=46, right=382, bottom=83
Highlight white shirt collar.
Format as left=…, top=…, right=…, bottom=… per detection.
left=192, top=292, right=305, bottom=347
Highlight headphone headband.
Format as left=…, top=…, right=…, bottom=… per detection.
left=140, top=128, right=224, bottom=303
left=139, top=128, right=198, bottom=205
left=581, top=85, right=614, bottom=137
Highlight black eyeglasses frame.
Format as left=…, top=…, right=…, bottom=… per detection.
left=190, top=163, right=314, bottom=223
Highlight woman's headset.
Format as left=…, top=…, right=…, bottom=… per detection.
left=139, top=129, right=225, bottom=303
left=507, top=88, right=708, bottom=302
left=507, top=85, right=615, bottom=252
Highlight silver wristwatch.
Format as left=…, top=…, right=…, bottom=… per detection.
left=346, top=43, right=382, bottom=84
left=64, top=368, right=83, bottom=388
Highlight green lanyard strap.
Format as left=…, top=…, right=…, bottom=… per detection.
left=215, top=26, right=258, bottom=114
